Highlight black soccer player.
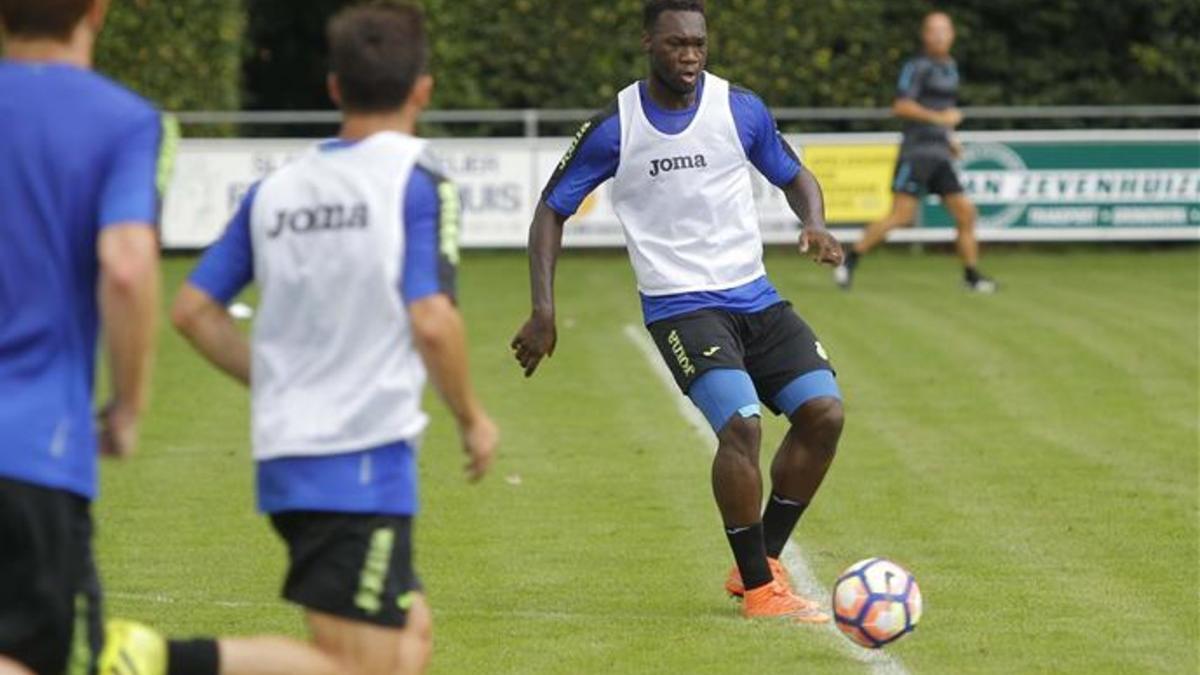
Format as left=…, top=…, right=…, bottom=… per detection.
left=835, top=11, right=998, bottom=292
left=512, top=0, right=844, bottom=620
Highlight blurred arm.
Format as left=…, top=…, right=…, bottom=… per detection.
left=170, top=284, right=250, bottom=386
left=781, top=164, right=828, bottom=232
left=892, top=97, right=959, bottom=127
left=411, top=295, right=485, bottom=428
left=99, top=225, right=161, bottom=419
left=171, top=186, right=257, bottom=386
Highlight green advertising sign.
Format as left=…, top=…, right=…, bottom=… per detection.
left=921, top=134, right=1200, bottom=234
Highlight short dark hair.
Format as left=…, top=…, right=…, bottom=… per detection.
left=643, top=0, right=706, bottom=31
left=327, top=2, right=429, bottom=113
left=0, top=0, right=93, bottom=40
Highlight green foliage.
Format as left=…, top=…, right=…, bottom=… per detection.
left=243, top=0, right=1198, bottom=114
left=96, top=0, right=244, bottom=111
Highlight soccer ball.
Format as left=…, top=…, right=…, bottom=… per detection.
left=832, top=558, right=922, bottom=649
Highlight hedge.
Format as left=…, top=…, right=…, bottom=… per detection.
left=96, top=0, right=244, bottom=111
left=15, top=1, right=1190, bottom=115
left=241, top=0, right=1198, bottom=115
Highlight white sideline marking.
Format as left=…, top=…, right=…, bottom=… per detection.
left=107, top=590, right=270, bottom=609
left=622, top=324, right=910, bottom=675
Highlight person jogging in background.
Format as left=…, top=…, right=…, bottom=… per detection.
left=835, top=11, right=998, bottom=293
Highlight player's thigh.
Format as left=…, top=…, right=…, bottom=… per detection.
left=271, top=512, right=425, bottom=672
left=0, top=656, right=33, bottom=675
left=942, top=191, right=977, bottom=228
left=888, top=192, right=921, bottom=225
left=742, top=304, right=841, bottom=417
left=930, top=159, right=971, bottom=216
left=646, top=310, right=745, bottom=396
left=0, top=478, right=103, bottom=675
left=307, top=597, right=431, bottom=675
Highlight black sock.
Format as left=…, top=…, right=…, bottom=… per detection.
left=964, top=266, right=980, bottom=283
left=167, top=639, right=219, bottom=675
left=725, top=522, right=772, bottom=591
left=762, top=492, right=809, bottom=559
left=845, top=249, right=860, bottom=270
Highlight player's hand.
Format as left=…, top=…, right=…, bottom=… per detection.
left=461, top=413, right=498, bottom=483
left=949, top=135, right=965, bottom=159
left=800, top=228, right=844, bottom=267
left=938, top=108, right=964, bottom=128
left=511, top=311, right=557, bottom=378
left=98, top=401, right=140, bottom=459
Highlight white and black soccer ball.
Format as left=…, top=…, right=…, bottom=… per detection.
left=832, top=558, right=922, bottom=649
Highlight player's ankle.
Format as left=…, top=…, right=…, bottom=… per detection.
left=166, top=638, right=219, bottom=675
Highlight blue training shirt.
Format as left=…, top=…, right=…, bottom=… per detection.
left=0, top=61, right=171, bottom=499
left=541, top=75, right=800, bottom=324
left=188, top=142, right=457, bottom=515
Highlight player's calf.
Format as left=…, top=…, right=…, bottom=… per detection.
left=307, top=600, right=432, bottom=675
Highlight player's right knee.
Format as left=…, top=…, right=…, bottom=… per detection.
left=718, top=415, right=762, bottom=458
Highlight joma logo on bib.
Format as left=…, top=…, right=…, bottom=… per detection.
left=649, top=154, right=708, bottom=178
left=268, top=203, right=369, bottom=239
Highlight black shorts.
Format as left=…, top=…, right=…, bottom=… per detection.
left=0, top=477, right=103, bottom=675
left=270, top=512, right=421, bottom=628
left=646, top=302, right=834, bottom=414
left=892, top=155, right=963, bottom=196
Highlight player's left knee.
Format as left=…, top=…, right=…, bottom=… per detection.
left=791, top=397, right=845, bottom=448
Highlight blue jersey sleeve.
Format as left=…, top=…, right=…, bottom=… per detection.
left=402, top=164, right=459, bottom=304
left=896, top=58, right=928, bottom=100
left=99, top=110, right=176, bottom=229
left=731, top=88, right=802, bottom=187
left=188, top=183, right=257, bottom=304
left=541, top=104, right=621, bottom=217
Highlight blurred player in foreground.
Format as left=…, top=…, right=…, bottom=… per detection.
left=0, top=0, right=167, bottom=672
left=512, top=0, right=843, bottom=622
left=835, top=11, right=998, bottom=293
left=105, top=4, right=498, bottom=674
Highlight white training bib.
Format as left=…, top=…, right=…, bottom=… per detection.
left=248, top=132, right=430, bottom=460
left=611, top=72, right=766, bottom=296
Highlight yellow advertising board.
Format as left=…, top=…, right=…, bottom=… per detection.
left=802, top=144, right=899, bottom=224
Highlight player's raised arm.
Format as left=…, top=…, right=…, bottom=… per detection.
left=511, top=107, right=620, bottom=377
left=893, top=97, right=960, bottom=129
left=783, top=166, right=842, bottom=266
left=733, top=88, right=842, bottom=266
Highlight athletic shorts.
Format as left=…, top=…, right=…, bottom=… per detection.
left=270, top=512, right=421, bottom=628
left=892, top=155, right=963, bottom=196
left=0, top=477, right=103, bottom=675
left=646, top=302, right=839, bottom=430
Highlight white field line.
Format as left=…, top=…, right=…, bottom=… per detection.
left=107, top=590, right=271, bottom=610
left=622, top=324, right=910, bottom=675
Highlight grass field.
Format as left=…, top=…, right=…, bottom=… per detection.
left=96, top=247, right=1199, bottom=674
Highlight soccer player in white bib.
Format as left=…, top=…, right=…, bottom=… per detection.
left=512, top=0, right=844, bottom=621
left=103, top=5, right=498, bottom=675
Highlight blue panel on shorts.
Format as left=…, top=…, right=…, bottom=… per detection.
left=772, top=370, right=841, bottom=418
left=688, top=369, right=762, bottom=432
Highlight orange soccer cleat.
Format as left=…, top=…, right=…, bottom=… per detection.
left=742, top=580, right=831, bottom=622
